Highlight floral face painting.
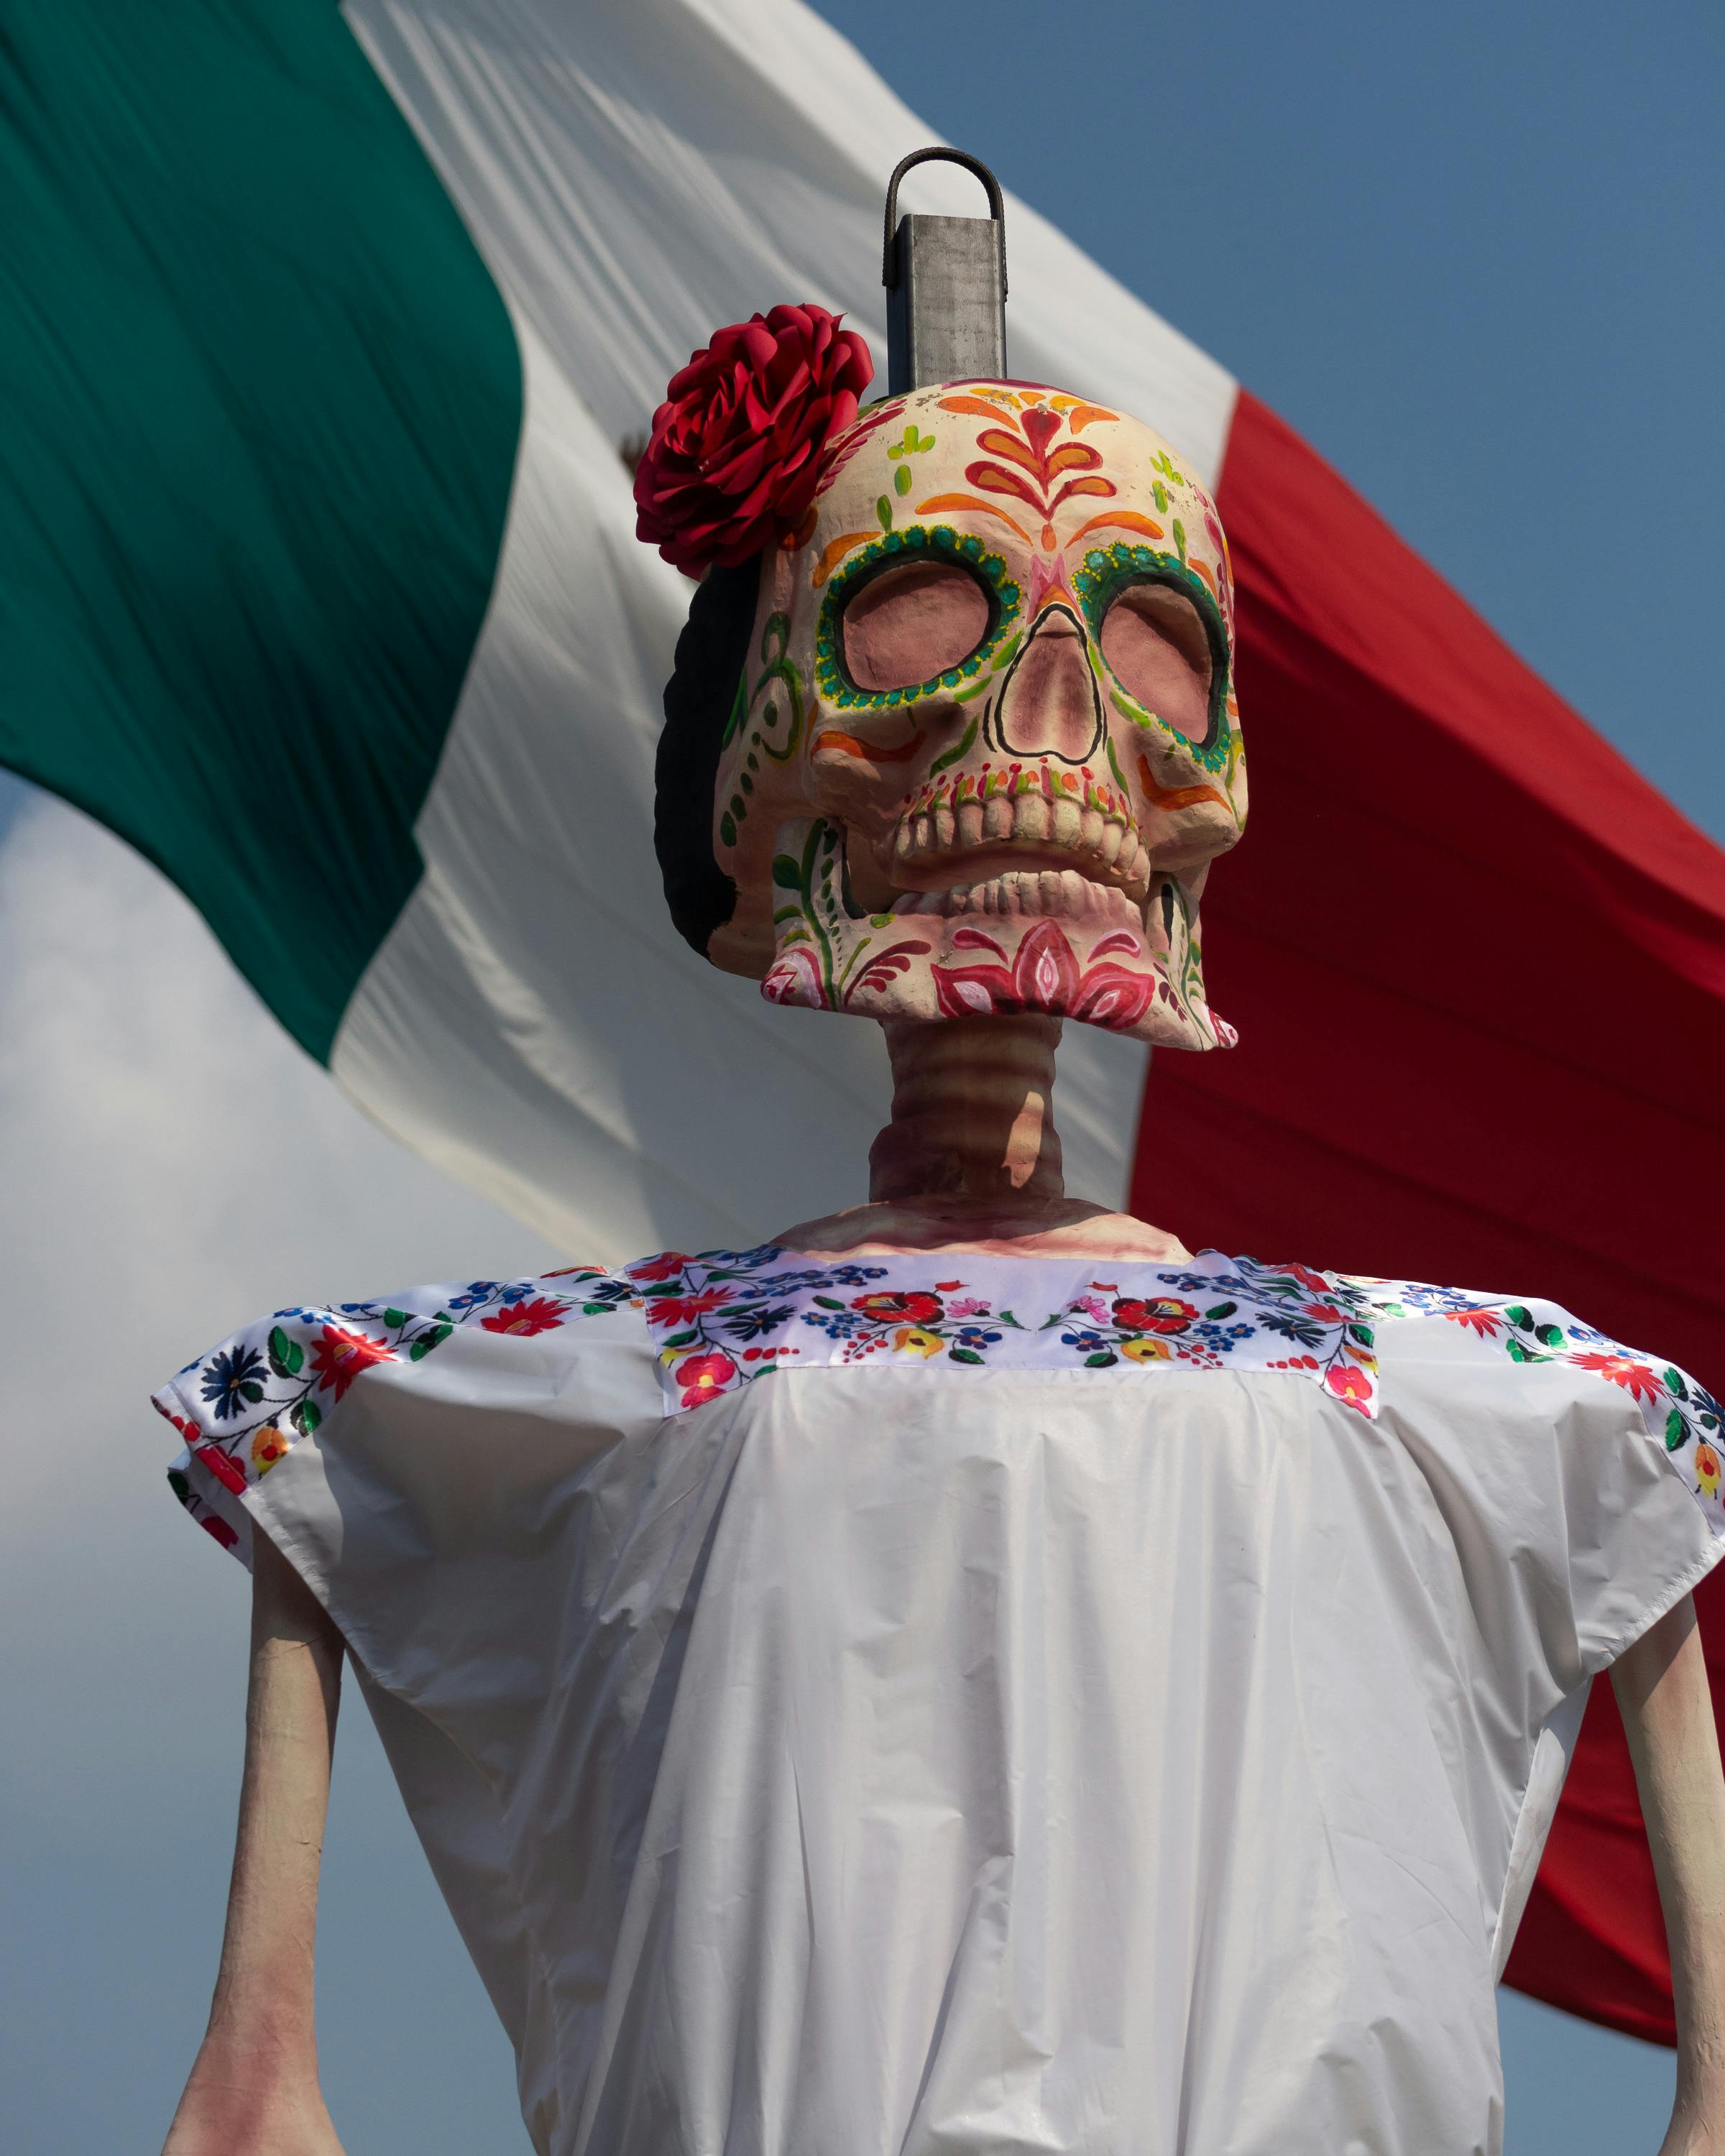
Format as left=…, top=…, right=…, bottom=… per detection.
left=638, top=323, right=1244, bottom=1051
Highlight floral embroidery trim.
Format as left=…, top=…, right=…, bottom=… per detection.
left=156, top=1266, right=635, bottom=1551
left=1340, top=1276, right=1725, bottom=1523
left=622, top=1245, right=1381, bottom=1418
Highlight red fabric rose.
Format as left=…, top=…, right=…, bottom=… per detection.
left=634, top=305, right=875, bottom=574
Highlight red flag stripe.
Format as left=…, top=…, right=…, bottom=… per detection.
left=1131, top=387, right=1725, bottom=2042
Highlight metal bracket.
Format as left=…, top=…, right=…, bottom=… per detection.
left=883, top=147, right=1008, bottom=395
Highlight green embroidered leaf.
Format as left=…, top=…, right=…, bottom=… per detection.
left=1505, top=1304, right=1535, bottom=1330
left=1535, top=1324, right=1565, bottom=1348
left=1205, top=1302, right=1237, bottom=1320
left=814, top=1295, right=846, bottom=1310
left=662, top=1328, right=699, bottom=1349
left=1665, top=1367, right=1690, bottom=1400
left=291, top=1397, right=322, bottom=1437
left=239, top=1378, right=265, bottom=1406
left=948, top=1348, right=984, bottom=1365
left=1666, top=1409, right=1688, bottom=1451
left=1085, top=1350, right=1118, bottom=1368
left=771, top=853, right=801, bottom=890
left=382, top=1307, right=407, bottom=1330
left=893, top=464, right=911, bottom=496
left=167, top=1468, right=191, bottom=1503
left=267, top=1326, right=304, bottom=1379
left=876, top=493, right=893, bottom=532
left=1347, top=1323, right=1374, bottom=1347
left=1506, top=1337, right=1530, bottom=1363
left=408, top=1338, right=431, bottom=1361
left=580, top=1302, right=615, bottom=1316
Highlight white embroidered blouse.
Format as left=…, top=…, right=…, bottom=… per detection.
left=157, top=1245, right=1725, bottom=2156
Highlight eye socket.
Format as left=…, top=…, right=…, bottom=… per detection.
left=1098, top=580, right=1214, bottom=740
left=840, top=559, right=992, bottom=694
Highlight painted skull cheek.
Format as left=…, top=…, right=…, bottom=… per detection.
left=842, top=561, right=991, bottom=691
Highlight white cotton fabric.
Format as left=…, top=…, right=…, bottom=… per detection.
left=328, top=0, right=1238, bottom=1257
left=167, top=1256, right=1724, bottom=2156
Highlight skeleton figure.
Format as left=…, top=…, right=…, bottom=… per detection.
left=159, top=336, right=1725, bottom=2156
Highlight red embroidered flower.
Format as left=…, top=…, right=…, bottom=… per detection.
left=647, top=1289, right=735, bottom=1326
left=480, top=1296, right=569, bottom=1337
left=1302, top=1302, right=1346, bottom=1325
left=1325, top=1363, right=1375, bottom=1410
left=628, top=1253, right=691, bottom=1284
left=309, top=1325, right=395, bottom=1400
left=1445, top=1309, right=1505, bottom=1337
left=676, top=1352, right=738, bottom=1409
left=1112, top=1295, right=1197, bottom=1335
left=193, top=1439, right=248, bottom=1496
left=1570, top=1350, right=1662, bottom=1403
left=1271, top=1262, right=1330, bottom=1295
left=201, top=1514, right=239, bottom=1551
left=634, top=305, right=874, bottom=574
left=852, top=1290, right=944, bottom=1325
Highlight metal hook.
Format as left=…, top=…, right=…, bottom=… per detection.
left=882, top=147, right=1007, bottom=296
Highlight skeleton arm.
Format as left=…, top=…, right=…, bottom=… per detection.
left=1612, top=1594, right=1725, bottom=2156
left=162, top=1531, right=346, bottom=2156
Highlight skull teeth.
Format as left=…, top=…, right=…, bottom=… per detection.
left=890, top=784, right=1150, bottom=900
left=893, top=870, right=1144, bottom=931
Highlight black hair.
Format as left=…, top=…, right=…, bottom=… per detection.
left=654, top=556, right=762, bottom=954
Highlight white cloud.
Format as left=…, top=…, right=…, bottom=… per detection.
left=0, top=791, right=546, bottom=2150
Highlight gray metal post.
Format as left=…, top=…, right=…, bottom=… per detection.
left=883, top=149, right=1008, bottom=395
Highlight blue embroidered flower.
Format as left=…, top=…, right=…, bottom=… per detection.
left=953, top=1325, right=1003, bottom=1351
left=825, top=1263, right=891, bottom=1286
left=1060, top=1327, right=1110, bottom=1354
left=801, top=1309, right=870, bottom=1340
left=200, top=1344, right=267, bottom=1421
left=722, top=1302, right=796, bottom=1342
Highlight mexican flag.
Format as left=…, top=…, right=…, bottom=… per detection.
left=6, top=0, right=1725, bottom=2047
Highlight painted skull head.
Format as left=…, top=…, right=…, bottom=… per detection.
left=705, top=382, right=1246, bottom=1047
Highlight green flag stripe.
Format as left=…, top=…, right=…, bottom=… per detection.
left=0, top=4, right=521, bottom=1059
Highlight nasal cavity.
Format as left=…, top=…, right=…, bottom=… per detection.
left=995, top=605, right=1103, bottom=763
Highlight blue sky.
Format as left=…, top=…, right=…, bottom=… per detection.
left=2, top=3, right=1719, bottom=2151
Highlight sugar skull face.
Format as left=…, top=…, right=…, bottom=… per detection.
left=706, top=382, right=1246, bottom=1048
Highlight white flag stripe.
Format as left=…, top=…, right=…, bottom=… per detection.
left=337, top=0, right=1238, bottom=1258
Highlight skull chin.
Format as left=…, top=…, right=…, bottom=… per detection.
left=759, top=803, right=1233, bottom=1051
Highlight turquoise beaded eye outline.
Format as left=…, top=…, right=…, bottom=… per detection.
left=815, top=525, right=1023, bottom=711
left=1072, top=543, right=1233, bottom=769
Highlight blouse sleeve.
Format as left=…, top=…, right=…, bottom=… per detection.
left=152, top=1268, right=638, bottom=1563
left=1374, top=1290, right=1725, bottom=1684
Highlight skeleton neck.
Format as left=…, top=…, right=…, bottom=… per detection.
left=868, top=1016, right=1064, bottom=1207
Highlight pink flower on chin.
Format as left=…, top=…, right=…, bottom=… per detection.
left=633, top=304, right=874, bottom=575
left=930, top=919, right=1154, bottom=1031
left=1077, top=1294, right=1110, bottom=1324
left=480, top=1296, right=569, bottom=1337
left=676, top=1352, right=738, bottom=1409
